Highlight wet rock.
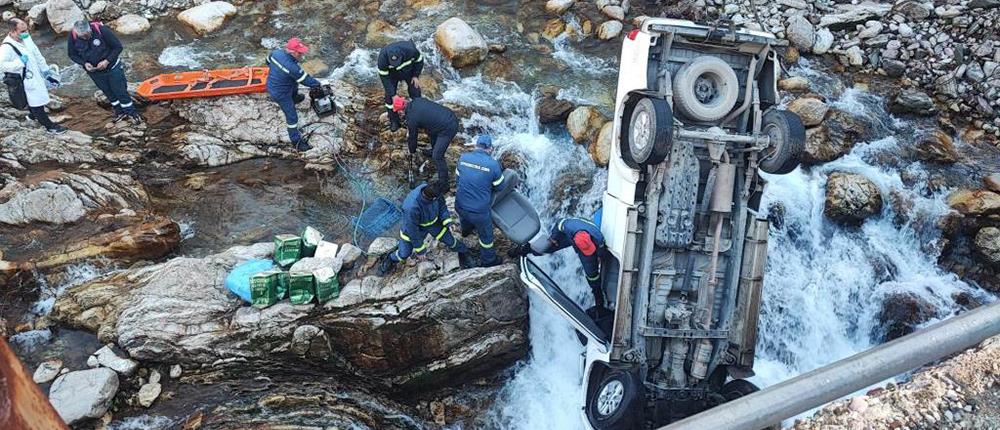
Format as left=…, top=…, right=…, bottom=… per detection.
left=819, top=3, right=892, bottom=30
left=890, top=89, right=936, bottom=116
left=33, top=359, right=63, bottom=383
left=541, top=18, right=566, bottom=40
left=974, top=227, right=1000, bottom=265
left=545, top=0, right=574, bottom=14
left=877, top=292, right=937, bottom=341
left=365, top=19, right=398, bottom=46
left=785, top=14, right=815, bottom=51
left=787, top=97, right=829, bottom=126
left=596, top=20, right=623, bottom=40
left=0, top=126, right=98, bottom=165
left=590, top=122, right=613, bottom=167
left=49, top=368, right=119, bottom=425
left=779, top=76, right=810, bottom=92
left=53, top=244, right=527, bottom=390
left=91, top=344, right=139, bottom=376
left=536, top=88, right=575, bottom=124
left=169, top=364, right=182, bottom=379
left=914, top=130, right=959, bottom=164
left=894, top=0, right=932, bottom=20
left=482, top=56, right=520, bottom=82
left=824, top=172, right=883, bottom=225
left=434, top=17, right=488, bottom=68
left=947, top=189, right=1000, bottom=216
left=45, top=0, right=84, bottom=34
left=368, top=237, right=396, bottom=255
left=984, top=174, right=1000, bottom=194
left=567, top=106, right=607, bottom=145
left=137, top=380, right=161, bottom=407
left=0, top=169, right=148, bottom=226
left=177, top=1, right=237, bottom=35
left=111, top=14, right=149, bottom=35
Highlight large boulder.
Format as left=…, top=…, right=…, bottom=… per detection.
left=802, top=108, right=872, bottom=164
left=434, top=17, right=488, bottom=68
left=536, top=87, right=575, bottom=124
left=567, top=106, right=607, bottom=145
left=787, top=97, right=829, bottom=126
left=52, top=244, right=528, bottom=390
left=45, top=0, right=84, bottom=34
left=590, top=122, right=613, bottom=167
left=0, top=125, right=100, bottom=165
left=818, top=3, right=892, bottom=30
left=177, top=1, right=237, bottom=35
left=914, top=130, right=959, bottom=164
left=876, top=292, right=938, bottom=341
left=111, top=14, right=150, bottom=35
left=947, top=189, right=1000, bottom=216
left=0, top=170, right=148, bottom=226
left=48, top=368, right=119, bottom=425
left=824, top=172, right=883, bottom=225
left=890, top=89, right=936, bottom=116
left=785, top=15, right=815, bottom=51
left=597, top=20, right=623, bottom=40
left=975, top=227, right=1000, bottom=266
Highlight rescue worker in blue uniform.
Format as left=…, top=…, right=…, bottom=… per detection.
left=513, top=217, right=607, bottom=309
left=455, top=135, right=504, bottom=267
left=266, top=37, right=321, bottom=152
left=66, top=20, right=141, bottom=124
left=377, top=40, right=422, bottom=131
left=378, top=182, right=471, bottom=276
left=392, top=96, right=459, bottom=189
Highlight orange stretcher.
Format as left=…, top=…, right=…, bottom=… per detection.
left=135, top=67, right=269, bottom=101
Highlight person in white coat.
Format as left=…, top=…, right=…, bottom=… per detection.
left=1, top=18, right=67, bottom=134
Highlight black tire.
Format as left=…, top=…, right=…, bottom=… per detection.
left=587, top=368, right=642, bottom=430
left=621, top=96, right=673, bottom=169
left=672, top=56, right=740, bottom=122
left=720, top=379, right=760, bottom=401
left=758, top=109, right=806, bottom=175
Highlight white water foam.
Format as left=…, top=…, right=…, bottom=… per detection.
left=31, top=263, right=106, bottom=316
left=551, top=33, right=616, bottom=76
left=158, top=45, right=205, bottom=69
left=107, top=415, right=174, bottom=430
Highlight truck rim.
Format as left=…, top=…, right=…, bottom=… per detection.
left=596, top=380, right=624, bottom=416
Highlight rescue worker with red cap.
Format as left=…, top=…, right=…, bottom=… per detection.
left=513, top=216, right=608, bottom=310
left=377, top=40, right=423, bottom=131
left=378, top=182, right=471, bottom=276
left=392, top=95, right=458, bottom=189
left=266, top=37, right=322, bottom=151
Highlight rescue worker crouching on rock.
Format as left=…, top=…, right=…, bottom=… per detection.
left=378, top=40, right=423, bottom=131
left=455, top=135, right=504, bottom=268
left=67, top=20, right=142, bottom=125
left=512, top=217, right=609, bottom=313
left=378, top=182, right=472, bottom=276
left=393, top=95, right=458, bottom=189
left=0, top=18, right=67, bottom=134
left=266, top=37, right=322, bottom=152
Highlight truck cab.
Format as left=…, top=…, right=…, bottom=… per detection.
left=515, top=18, right=806, bottom=428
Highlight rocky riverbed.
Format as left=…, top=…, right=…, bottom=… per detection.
left=2, top=0, right=999, bottom=428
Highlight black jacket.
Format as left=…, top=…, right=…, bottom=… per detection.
left=405, top=98, right=458, bottom=152
left=377, top=40, right=423, bottom=82
left=66, top=23, right=123, bottom=70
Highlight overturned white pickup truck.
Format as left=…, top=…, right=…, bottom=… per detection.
left=505, top=18, right=806, bottom=429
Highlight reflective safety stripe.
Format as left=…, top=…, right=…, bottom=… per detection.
left=419, top=217, right=438, bottom=227
left=296, top=72, right=309, bottom=83
left=435, top=227, right=449, bottom=240
left=587, top=274, right=601, bottom=281
left=492, top=174, right=504, bottom=186
left=120, top=102, right=133, bottom=108
left=385, top=103, right=393, bottom=109
left=268, top=56, right=293, bottom=76
left=442, top=218, right=453, bottom=226
left=377, top=68, right=390, bottom=76
left=479, top=240, right=494, bottom=249
left=394, top=249, right=403, bottom=260
left=558, top=218, right=598, bottom=232
left=110, top=101, right=120, bottom=106
left=413, top=242, right=428, bottom=253
left=558, top=218, right=566, bottom=231
left=400, top=231, right=411, bottom=241
left=287, top=122, right=299, bottom=129
left=415, top=53, right=422, bottom=62
left=395, top=59, right=413, bottom=70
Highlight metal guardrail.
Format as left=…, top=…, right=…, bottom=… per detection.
left=661, top=301, right=1000, bottom=430
left=0, top=337, right=69, bottom=429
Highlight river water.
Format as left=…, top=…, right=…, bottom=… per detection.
left=10, top=1, right=998, bottom=428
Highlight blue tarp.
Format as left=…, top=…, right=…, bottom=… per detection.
left=225, top=259, right=275, bottom=303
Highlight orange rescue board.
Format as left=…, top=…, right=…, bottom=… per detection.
left=136, top=67, right=269, bottom=101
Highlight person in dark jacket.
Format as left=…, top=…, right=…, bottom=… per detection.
left=266, top=37, right=322, bottom=152
left=378, top=182, right=470, bottom=276
left=455, top=135, right=504, bottom=267
left=392, top=96, right=458, bottom=189
left=377, top=40, right=423, bottom=131
left=513, top=217, right=608, bottom=308
left=67, top=20, right=140, bottom=124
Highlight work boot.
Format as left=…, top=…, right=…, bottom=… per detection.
left=460, top=223, right=474, bottom=237
left=46, top=124, right=68, bottom=135
left=457, top=251, right=474, bottom=269
left=480, top=256, right=503, bottom=268
left=294, top=138, right=312, bottom=152
left=112, top=113, right=129, bottom=124
left=128, top=113, right=145, bottom=125
left=377, top=253, right=397, bottom=276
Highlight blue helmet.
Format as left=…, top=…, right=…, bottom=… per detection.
left=476, top=135, right=493, bottom=149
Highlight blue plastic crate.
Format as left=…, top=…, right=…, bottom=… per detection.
left=352, top=197, right=402, bottom=237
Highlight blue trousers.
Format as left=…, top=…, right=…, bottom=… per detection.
left=391, top=221, right=468, bottom=262
left=269, top=88, right=303, bottom=143
left=89, top=65, right=135, bottom=115
left=458, top=209, right=497, bottom=264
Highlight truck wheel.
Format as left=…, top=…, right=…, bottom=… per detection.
left=587, top=369, right=641, bottom=430
left=672, top=56, right=740, bottom=122
left=758, top=109, right=806, bottom=175
left=720, top=379, right=760, bottom=401
left=621, top=96, right=673, bottom=169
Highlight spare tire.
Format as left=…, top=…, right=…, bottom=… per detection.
left=672, top=56, right=740, bottom=122
left=621, top=96, right=673, bottom=169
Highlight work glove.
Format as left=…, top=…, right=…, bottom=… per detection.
left=19, top=54, right=28, bottom=64
left=309, top=86, right=325, bottom=100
